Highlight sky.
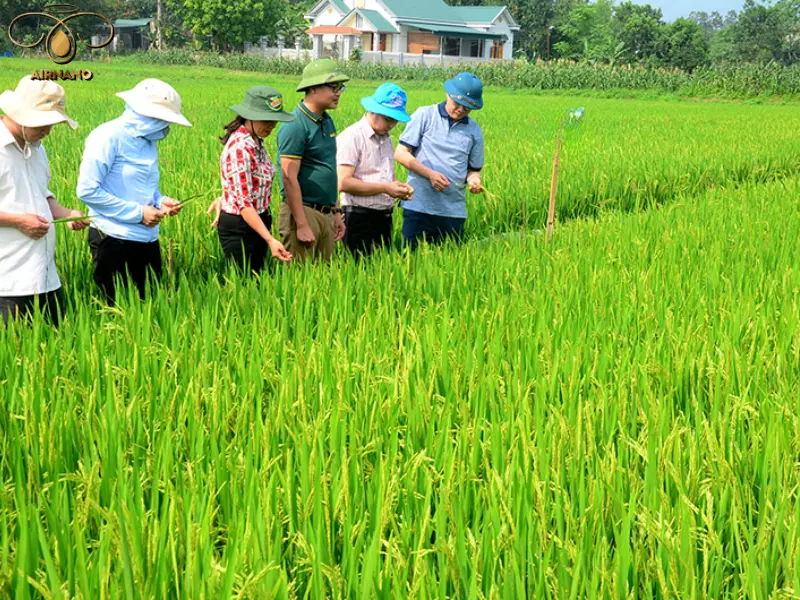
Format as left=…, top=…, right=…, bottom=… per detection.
left=646, top=0, right=744, bottom=21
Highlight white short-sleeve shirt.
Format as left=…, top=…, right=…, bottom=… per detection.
left=336, top=116, right=396, bottom=210
left=0, top=120, right=60, bottom=296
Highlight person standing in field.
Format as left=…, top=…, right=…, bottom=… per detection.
left=336, top=82, right=414, bottom=258
left=394, top=72, right=485, bottom=250
left=0, top=76, right=89, bottom=327
left=76, top=79, right=192, bottom=305
left=208, top=86, right=294, bottom=272
left=277, top=59, right=349, bottom=263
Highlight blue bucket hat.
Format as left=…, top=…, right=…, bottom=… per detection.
left=360, top=83, right=411, bottom=123
left=444, top=72, right=484, bottom=110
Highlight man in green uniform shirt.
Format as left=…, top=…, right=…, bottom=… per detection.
left=278, top=59, right=349, bottom=263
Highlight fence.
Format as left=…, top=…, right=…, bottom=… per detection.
left=360, top=51, right=507, bottom=67
left=243, top=41, right=313, bottom=62
left=243, top=41, right=509, bottom=67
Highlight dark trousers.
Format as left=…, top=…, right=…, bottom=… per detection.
left=402, top=209, right=466, bottom=251
left=343, top=206, right=393, bottom=258
left=88, top=228, right=162, bottom=305
left=0, top=288, right=64, bottom=327
left=217, top=211, right=273, bottom=274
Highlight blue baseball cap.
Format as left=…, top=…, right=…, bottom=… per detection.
left=444, top=72, right=484, bottom=110
left=360, top=83, right=411, bottom=123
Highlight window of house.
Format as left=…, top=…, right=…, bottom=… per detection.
left=466, top=39, right=482, bottom=57
left=355, top=14, right=363, bottom=28
left=444, top=37, right=460, bottom=56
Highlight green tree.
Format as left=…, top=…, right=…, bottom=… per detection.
left=273, top=0, right=311, bottom=45
left=688, top=10, right=725, bottom=41
left=731, top=0, right=786, bottom=62
left=502, top=0, right=589, bottom=59
left=553, top=0, right=616, bottom=62
left=179, top=0, right=286, bottom=52
left=663, top=17, right=708, bottom=70
left=612, top=2, right=665, bottom=64
left=708, top=24, right=738, bottom=62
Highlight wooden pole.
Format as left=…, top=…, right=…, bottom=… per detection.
left=546, top=130, right=563, bottom=242
left=168, top=238, right=174, bottom=280
left=156, top=0, right=163, bottom=50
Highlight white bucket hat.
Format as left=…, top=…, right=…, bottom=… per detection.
left=0, top=76, right=78, bottom=130
left=116, top=78, right=192, bottom=127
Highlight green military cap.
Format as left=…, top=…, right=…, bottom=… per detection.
left=229, top=86, right=295, bottom=122
left=296, top=58, right=350, bottom=92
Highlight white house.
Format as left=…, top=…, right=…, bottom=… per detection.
left=304, top=0, right=519, bottom=64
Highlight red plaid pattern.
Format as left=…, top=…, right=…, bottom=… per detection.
left=220, top=126, right=275, bottom=214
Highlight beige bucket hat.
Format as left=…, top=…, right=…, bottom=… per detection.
left=116, top=78, right=192, bottom=127
left=0, top=76, right=78, bottom=130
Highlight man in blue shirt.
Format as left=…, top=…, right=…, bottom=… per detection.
left=395, top=72, right=485, bottom=250
left=77, top=79, right=192, bottom=304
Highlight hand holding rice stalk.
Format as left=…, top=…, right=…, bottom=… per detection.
left=546, top=107, right=585, bottom=241
left=176, top=192, right=211, bottom=207
left=455, top=181, right=501, bottom=204
left=396, top=183, right=414, bottom=201
left=52, top=215, right=95, bottom=225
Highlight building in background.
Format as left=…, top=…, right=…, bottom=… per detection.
left=111, top=19, right=154, bottom=52
left=303, top=0, right=518, bottom=64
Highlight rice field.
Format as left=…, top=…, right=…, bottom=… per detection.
left=2, top=59, right=800, bottom=598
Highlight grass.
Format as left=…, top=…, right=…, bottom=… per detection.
left=1, top=59, right=799, bottom=598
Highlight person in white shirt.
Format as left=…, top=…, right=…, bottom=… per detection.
left=336, top=82, right=413, bottom=259
left=0, top=76, right=88, bottom=327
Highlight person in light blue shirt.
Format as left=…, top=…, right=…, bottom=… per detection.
left=395, top=72, right=485, bottom=251
left=77, top=78, right=192, bottom=304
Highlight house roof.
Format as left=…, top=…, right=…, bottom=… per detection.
left=453, top=6, right=505, bottom=24
left=358, top=9, right=399, bottom=33
left=307, top=26, right=363, bottom=35
left=399, top=21, right=506, bottom=40
left=114, top=18, right=151, bottom=28
left=307, top=1, right=518, bottom=39
left=380, top=0, right=456, bottom=23
left=306, top=0, right=349, bottom=18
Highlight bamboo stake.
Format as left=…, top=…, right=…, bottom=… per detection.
left=168, top=238, right=174, bottom=280
left=546, top=130, right=564, bottom=242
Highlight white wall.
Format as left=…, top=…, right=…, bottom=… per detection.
left=484, top=10, right=517, bottom=59
left=503, top=37, right=514, bottom=59
left=314, top=3, right=346, bottom=26
left=396, top=25, right=408, bottom=53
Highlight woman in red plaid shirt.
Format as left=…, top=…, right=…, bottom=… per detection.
left=213, top=86, right=294, bottom=272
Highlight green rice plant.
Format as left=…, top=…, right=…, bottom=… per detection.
left=0, top=59, right=799, bottom=599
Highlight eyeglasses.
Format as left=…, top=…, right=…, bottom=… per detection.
left=326, top=83, right=347, bottom=94
left=447, top=95, right=472, bottom=113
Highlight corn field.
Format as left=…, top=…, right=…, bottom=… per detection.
left=132, top=50, right=800, bottom=99
left=1, top=59, right=800, bottom=599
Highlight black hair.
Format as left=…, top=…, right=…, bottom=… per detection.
left=220, top=115, right=246, bottom=145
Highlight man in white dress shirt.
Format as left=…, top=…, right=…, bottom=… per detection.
left=0, top=76, right=88, bottom=327
left=336, top=83, right=413, bottom=258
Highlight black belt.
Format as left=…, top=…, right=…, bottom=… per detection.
left=343, top=205, right=393, bottom=215
left=303, top=202, right=338, bottom=215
